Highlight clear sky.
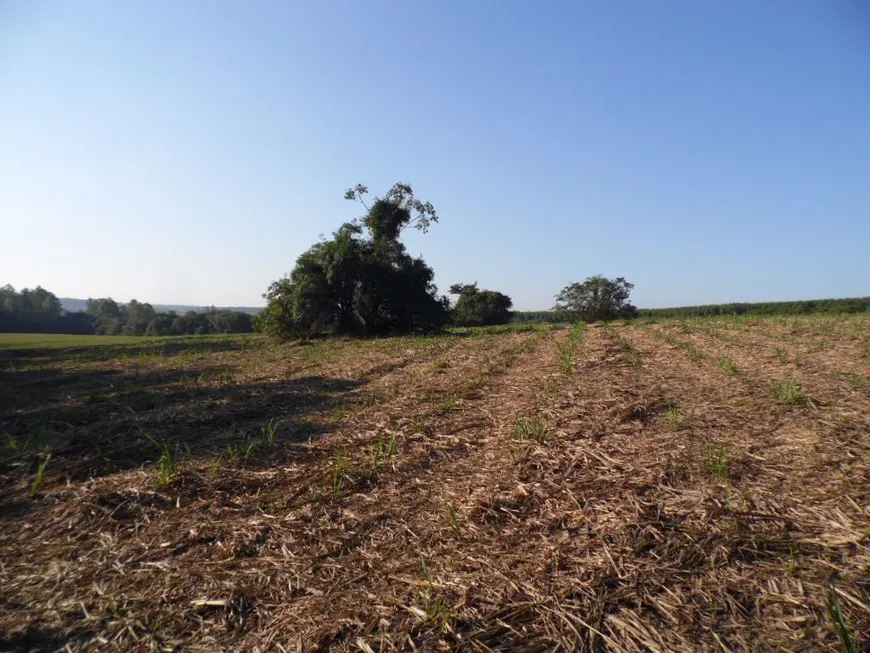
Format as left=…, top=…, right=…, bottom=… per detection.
left=2, top=1, right=868, bottom=310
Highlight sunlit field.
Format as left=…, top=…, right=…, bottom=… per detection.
left=2, top=315, right=868, bottom=650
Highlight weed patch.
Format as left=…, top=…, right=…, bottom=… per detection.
left=331, top=450, right=351, bottom=502
left=221, top=419, right=283, bottom=464
left=688, top=438, right=730, bottom=481
left=514, top=414, right=551, bottom=442
left=717, top=355, right=739, bottom=374
left=149, top=437, right=184, bottom=486
left=604, top=325, right=643, bottom=369
left=663, top=404, right=696, bottom=430
left=434, top=393, right=459, bottom=415
left=828, top=591, right=857, bottom=653
left=432, top=358, right=450, bottom=372
left=30, top=453, right=52, bottom=494
left=772, top=377, right=812, bottom=406
left=556, top=322, right=585, bottom=374
left=363, top=431, right=398, bottom=477
left=836, top=370, right=868, bottom=389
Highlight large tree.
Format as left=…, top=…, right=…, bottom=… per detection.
left=449, top=283, right=513, bottom=326
left=554, top=275, right=638, bottom=322
left=258, top=183, right=449, bottom=339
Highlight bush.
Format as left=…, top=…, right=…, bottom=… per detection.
left=449, top=283, right=513, bottom=327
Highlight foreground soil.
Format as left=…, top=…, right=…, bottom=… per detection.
left=1, top=319, right=868, bottom=651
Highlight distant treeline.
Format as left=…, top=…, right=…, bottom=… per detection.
left=512, top=296, right=870, bottom=323
left=637, top=297, right=870, bottom=318
left=5, top=284, right=868, bottom=336
left=0, top=285, right=254, bottom=336
left=511, top=310, right=575, bottom=324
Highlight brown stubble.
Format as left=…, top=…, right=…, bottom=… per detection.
left=631, top=322, right=869, bottom=649
left=0, top=329, right=556, bottom=650
left=1, top=319, right=868, bottom=651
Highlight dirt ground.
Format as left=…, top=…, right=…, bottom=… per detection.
left=1, top=317, right=868, bottom=651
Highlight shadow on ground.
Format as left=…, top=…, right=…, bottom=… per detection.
left=0, top=336, right=255, bottom=364
left=1, top=352, right=367, bottom=506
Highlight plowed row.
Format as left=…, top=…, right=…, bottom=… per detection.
left=1, top=317, right=868, bottom=651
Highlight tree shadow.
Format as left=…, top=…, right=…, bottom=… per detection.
left=0, top=336, right=254, bottom=364
left=1, top=360, right=367, bottom=509
left=0, top=622, right=89, bottom=652
left=1, top=364, right=235, bottom=412
left=0, top=366, right=121, bottom=411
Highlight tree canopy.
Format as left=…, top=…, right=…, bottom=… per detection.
left=0, top=285, right=91, bottom=333
left=449, top=283, right=513, bottom=326
left=554, top=275, right=638, bottom=322
left=257, top=183, right=450, bottom=339
left=86, top=299, right=254, bottom=336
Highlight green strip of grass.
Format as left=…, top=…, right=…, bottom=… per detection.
left=0, top=332, right=253, bottom=350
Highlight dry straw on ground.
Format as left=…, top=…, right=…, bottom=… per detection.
left=1, top=318, right=868, bottom=651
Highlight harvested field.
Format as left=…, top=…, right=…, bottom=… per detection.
left=1, top=317, right=868, bottom=651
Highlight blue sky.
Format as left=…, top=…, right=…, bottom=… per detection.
left=2, top=1, right=868, bottom=310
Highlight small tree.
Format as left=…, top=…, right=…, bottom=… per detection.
left=554, top=275, right=637, bottom=322
left=449, top=283, right=513, bottom=326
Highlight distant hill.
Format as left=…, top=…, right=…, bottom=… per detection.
left=59, top=298, right=262, bottom=314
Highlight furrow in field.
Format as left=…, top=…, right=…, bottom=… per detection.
left=0, top=329, right=558, bottom=650
left=3, top=322, right=868, bottom=652
left=227, top=326, right=565, bottom=648
left=621, top=325, right=870, bottom=648
left=262, top=330, right=548, bottom=495
left=653, top=321, right=870, bottom=429
left=438, top=320, right=870, bottom=652
left=367, top=322, right=722, bottom=651
left=751, top=319, right=870, bottom=384
left=704, top=316, right=870, bottom=375
left=643, top=322, right=870, bottom=514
